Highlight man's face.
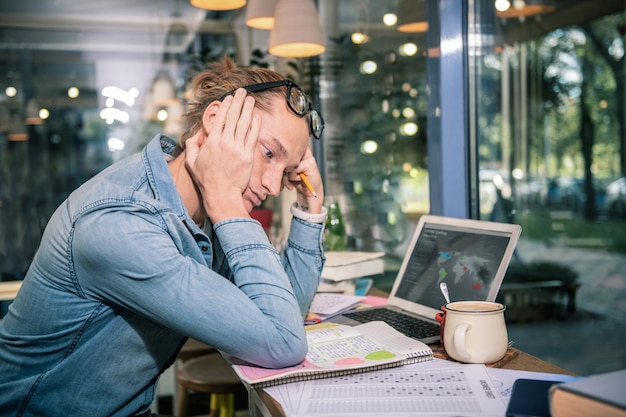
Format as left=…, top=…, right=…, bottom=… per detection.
left=242, top=95, right=310, bottom=212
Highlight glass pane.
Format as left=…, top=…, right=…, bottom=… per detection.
left=0, top=2, right=236, bottom=284
left=330, top=0, right=430, bottom=271
left=471, top=0, right=626, bottom=374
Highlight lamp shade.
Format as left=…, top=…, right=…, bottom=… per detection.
left=152, top=71, right=178, bottom=107
left=164, top=101, right=185, bottom=136
left=397, top=0, right=428, bottom=33
left=8, top=114, right=27, bottom=142
left=268, top=0, right=325, bottom=58
left=246, top=0, right=276, bottom=29
left=496, top=0, right=556, bottom=18
left=25, top=99, right=43, bottom=125
left=0, top=104, right=9, bottom=132
left=142, top=93, right=158, bottom=121
left=190, top=0, right=246, bottom=11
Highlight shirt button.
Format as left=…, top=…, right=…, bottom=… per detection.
left=201, top=245, right=208, bottom=252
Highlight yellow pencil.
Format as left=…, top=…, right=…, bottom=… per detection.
left=300, top=173, right=317, bottom=198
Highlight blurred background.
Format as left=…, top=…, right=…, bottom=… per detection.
left=1, top=0, right=625, bottom=378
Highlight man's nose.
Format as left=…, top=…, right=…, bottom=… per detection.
left=264, top=169, right=284, bottom=197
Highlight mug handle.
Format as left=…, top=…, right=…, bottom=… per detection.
left=453, top=323, right=472, bottom=359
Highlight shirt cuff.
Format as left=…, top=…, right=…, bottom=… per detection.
left=290, top=202, right=327, bottom=224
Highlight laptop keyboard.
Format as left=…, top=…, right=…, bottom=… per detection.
left=342, top=308, right=440, bottom=341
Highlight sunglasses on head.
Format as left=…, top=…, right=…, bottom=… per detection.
left=219, top=80, right=324, bottom=139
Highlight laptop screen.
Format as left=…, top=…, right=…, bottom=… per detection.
left=392, top=218, right=518, bottom=310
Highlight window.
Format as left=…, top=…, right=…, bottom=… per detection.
left=326, top=0, right=430, bottom=259
left=470, top=0, right=626, bottom=374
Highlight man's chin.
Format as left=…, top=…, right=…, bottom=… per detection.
left=244, top=201, right=255, bottom=213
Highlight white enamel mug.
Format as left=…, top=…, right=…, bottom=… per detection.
left=439, top=301, right=508, bottom=364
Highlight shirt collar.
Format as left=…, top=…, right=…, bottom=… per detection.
left=142, top=134, right=191, bottom=223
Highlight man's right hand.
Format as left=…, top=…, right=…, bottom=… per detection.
left=184, top=88, right=261, bottom=223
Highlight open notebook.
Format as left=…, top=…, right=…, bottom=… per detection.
left=330, top=215, right=521, bottom=343
left=227, top=321, right=432, bottom=388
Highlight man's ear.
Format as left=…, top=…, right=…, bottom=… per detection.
left=201, top=101, right=221, bottom=135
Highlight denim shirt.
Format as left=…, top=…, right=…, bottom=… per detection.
left=0, top=134, right=324, bottom=417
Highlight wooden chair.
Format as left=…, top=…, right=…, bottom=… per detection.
left=176, top=351, right=247, bottom=417
left=0, top=280, right=22, bottom=319
left=0, top=280, right=22, bottom=302
left=178, top=338, right=216, bottom=361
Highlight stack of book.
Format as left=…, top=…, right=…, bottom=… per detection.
left=318, top=251, right=385, bottom=294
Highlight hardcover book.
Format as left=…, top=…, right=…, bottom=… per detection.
left=321, top=251, right=385, bottom=281
left=549, top=369, right=626, bottom=417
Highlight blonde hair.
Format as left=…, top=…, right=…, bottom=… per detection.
left=178, top=56, right=288, bottom=149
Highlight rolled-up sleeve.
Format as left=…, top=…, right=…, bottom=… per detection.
left=280, top=217, right=325, bottom=315
left=72, top=207, right=325, bottom=368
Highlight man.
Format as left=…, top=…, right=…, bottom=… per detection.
left=0, top=57, right=326, bottom=416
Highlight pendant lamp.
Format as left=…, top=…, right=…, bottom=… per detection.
left=0, top=105, right=9, bottom=132
left=164, top=101, right=185, bottom=136
left=8, top=114, right=28, bottom=142
left=25, top=99, right=44, bottom=125
left=268, top=0, right=325, bottom=58
left=142, top=94, right=158, bottom=121
left=190, top=0, right=246, bottom=11
left=152, top=71, right=178, bottom=107
left=396, top=0, right=428, bottom=33
left=496, top=0, right=555, bottom=18
left=246, top=0, right=276, bottom=30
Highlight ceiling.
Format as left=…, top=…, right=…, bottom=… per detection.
left=0, top=1, right=409, bottom=63
left=498, top=0, right=626, bottom=44
left=1, top=0, right=620, bottom=69
left=0, top=0, right=216, bottom=55
left=0, top=0, right=237, bottom=111
left=0, top=0, right=405, bottom=110
left=0, top=0, right=622, bottom=111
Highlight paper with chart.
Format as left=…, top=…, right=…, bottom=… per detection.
left=486, top=367, right=577, bottom=401
left=265, top=358, right=507, bottom=417
left=306, top=293, right=365, bottom=323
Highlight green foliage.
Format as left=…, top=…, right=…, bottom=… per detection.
left=327, top=31, right=428, bottom=250
left=507, top=261, right=578, bottom=282
left=249, top=49, right=269, bottom=68
left=515, top=210, right=626, bottom=255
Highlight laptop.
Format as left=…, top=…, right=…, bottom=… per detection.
left=330, top=214, right=522, bottom=344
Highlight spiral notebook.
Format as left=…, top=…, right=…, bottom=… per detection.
left=226, top=321, right=433, bottom=387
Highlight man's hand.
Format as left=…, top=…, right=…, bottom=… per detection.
left=284, top=147, right=324, bottom=214
left=185, top=88, right=261, bottom=223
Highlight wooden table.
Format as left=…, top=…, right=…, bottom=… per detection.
left=0, top=280, right=22, bottom=301
left=247, top=348, right=574, bottom=417
left=246, top=287, right=575, bottom=417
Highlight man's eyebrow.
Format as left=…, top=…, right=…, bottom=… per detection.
left=268, top=136, right=301, bottom=172
left=269, top=136, right=288, bottom=157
